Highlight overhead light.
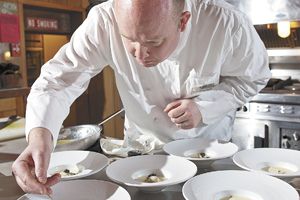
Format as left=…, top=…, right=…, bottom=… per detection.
left=3, top=51, right=11, bottom=61
left=277, top=21, right=291, bottom=38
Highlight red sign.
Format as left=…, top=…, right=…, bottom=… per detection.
left=10, top=43, right=21, bottom=57
left=0, top=13, right=20, bottom=43
left=26, top=17, right=58, bottom=31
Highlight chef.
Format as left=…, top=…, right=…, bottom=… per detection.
left=12, top=0, right=271, bottom=195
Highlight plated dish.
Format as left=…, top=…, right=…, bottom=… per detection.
left=106, top=155, right=197, bottom=192
left=100, top=135, right=155, bottom=157
left=163, top=138, right=238, bottom=167
left=17, top=180, right=131, bottom=200
left=233, top=148, right=300, bottom=179
left=182, top=170, right=299, bottom=200
left=48, top=150, right=109, bottom=180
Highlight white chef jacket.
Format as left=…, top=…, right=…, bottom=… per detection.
left=26, top=0, right=271, bottom=147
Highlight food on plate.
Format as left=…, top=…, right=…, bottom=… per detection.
left=58, top=165, right=83, bottom=177
left=220, top=195, right=252, bottom=200
left=127, top=150, right=142, bottom=157
left=189, top=152, right=210, bottom=159
left=262, top=166, right=293, bottom=174
left=137, top=173, right=166, bottom=183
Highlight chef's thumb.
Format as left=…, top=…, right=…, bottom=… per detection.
left=33, top=151, right=50, bottom=184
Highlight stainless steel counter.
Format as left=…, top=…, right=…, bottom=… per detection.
left=0, top=137, right=299, bottom=200
left=252, top=92, right=300, bottom=105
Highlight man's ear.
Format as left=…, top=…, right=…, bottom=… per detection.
left=178, top=11, right=191, bottom=32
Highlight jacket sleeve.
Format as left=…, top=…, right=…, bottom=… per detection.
left=194, top=17, right=271, bottom=125
left=25, top=7, right=110, bottom=147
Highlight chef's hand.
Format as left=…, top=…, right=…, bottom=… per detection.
left=12, top=128, right=60, bottom=195
left=164, top=99, right=202, bottom=129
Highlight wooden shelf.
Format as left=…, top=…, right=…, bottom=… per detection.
left=26, top=47, right=43, bottom=51
left=0, top=87, right=30, bottom=99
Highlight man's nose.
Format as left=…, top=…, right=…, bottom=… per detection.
left=134, top=43, right=149, bottom=61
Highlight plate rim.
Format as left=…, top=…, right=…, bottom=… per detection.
left=232, top=148, right=300, bottom=178
left=163, top=138, right=238, bottom=161
left=106, top=154, right=197, bottom=188
left=182, top=170, right=299, bottom=200
left=18, top=179, right=131, bottom=200
left=48, top=150, right=109, bottom=180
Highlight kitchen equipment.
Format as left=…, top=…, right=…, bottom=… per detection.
left=225, top=0, right=300, bottom=24
left=232, top=94, right=300, bottom=150
left=232, top=50, right=300, bottom=151
left=271, top=77, right=293, bottom=90
left=55, top=108, right=124, bottom=151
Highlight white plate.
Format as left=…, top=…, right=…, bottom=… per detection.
left=233, top=148, right=300, bottom=178
left=48, top=150, right=109, bottom=180
left=106, top=155, right=197, bottom=192
left=182, top=170, right=299, bottom=200
left=163, top=138, right=238, bottom=167
left=18, top=180, right=131, bottom=200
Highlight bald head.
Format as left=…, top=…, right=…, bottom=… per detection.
left=114, top=0, right=184, bottom=25
left=114, top=0, right=190, bottom=67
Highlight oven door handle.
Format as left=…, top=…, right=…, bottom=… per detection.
left=254, top=124, right=269, bottom=148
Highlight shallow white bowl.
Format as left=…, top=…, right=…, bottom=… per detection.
left=183, top=170, right=299, bottom=200
left=47, top=150, right=109, bottom=180
left=106, top=155, right=197, bottom=192
left=18, top=180, right=131, bottom=200
left=233, top=148, right=300, bottom=179
left=163, top=138, right=238, bottom=167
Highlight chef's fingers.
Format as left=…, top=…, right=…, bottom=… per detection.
left=32, top=151, right=50, bottom=184
left=164, top=100, right=182, bottom=113
left=44, top=173, right=61, bottom=195
left=13, top=160, right=48, bottom=194
left=15, top=175, right=50, bottom=195
left=176, top=121, right=193, bottom=129
left=171, top=112, right=190, bottom=124
left=45, top=173, right=61, bottom=187
left=167, top=104, right=186, bottom=119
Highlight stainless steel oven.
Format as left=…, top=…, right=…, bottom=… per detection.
left=232, top=97, right=300, bottom=150
left=232, top=49, right=300, bottom=150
